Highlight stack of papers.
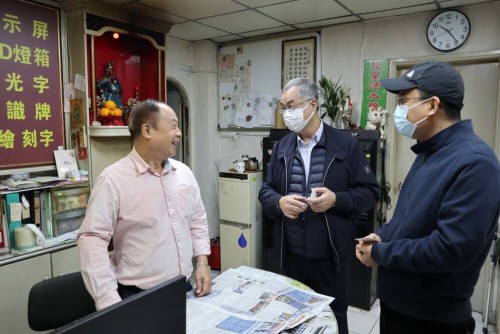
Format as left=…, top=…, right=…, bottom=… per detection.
left=187, top=266, right=335, bottom=334
left=1, top=178, right=39, bottom=190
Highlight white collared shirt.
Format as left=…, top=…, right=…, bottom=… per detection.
left=297, top=121, right=324, bottom=185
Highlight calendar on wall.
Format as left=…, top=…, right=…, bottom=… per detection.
left=281, top=37, right=316, bottom=88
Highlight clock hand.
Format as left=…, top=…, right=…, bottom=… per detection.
left=435, top=31, right=448, bottom=38
left=439, top=25, right=458, bottom=43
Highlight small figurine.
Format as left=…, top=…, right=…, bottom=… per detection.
left=96, top=61, right=123, bottom=108
left=342, top=96, right=353, bottom=129
left=124, top=87, right=140, bottom=125
left=365, top=106, right=388, bottom=139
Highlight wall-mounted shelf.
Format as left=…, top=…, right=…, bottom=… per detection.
left=89, top=126, right=130, bottom=137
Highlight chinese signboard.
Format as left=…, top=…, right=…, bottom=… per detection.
left=360, top=60, right=389, bottom=129
left=0, top=0, right=63, bottom=169
left=282, top=37, right=316, bottom=88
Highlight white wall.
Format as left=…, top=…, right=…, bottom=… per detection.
left=166, top=1, right=500, bottom=323
left=166, top=1, right=500, bottom=239
left=320, top=3, right=500, bottom=125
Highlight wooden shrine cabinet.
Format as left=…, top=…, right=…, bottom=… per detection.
left=86, top=14, right=167, bottom=184
left=64, top=4, right=171, bottom=184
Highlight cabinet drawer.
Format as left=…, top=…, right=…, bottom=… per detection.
left=51, top=186, right=89, bottom=213
left=53, top=209, right=86, bottom=236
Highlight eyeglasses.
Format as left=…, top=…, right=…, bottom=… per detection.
left=397, top=96, right=431, bottom=106
left=279, top=99, right=313, bottom=113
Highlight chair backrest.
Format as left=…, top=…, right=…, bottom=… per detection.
left=28, top=272, right=96, bottom=331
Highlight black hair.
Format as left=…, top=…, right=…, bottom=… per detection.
left=128, top=99, right=162, bottom=142
left=418, top=89, right=461, bottom=121
left=439, top=100, right=461, bottom=121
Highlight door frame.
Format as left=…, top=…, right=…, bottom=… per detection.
left=384, top=50, right=500, bottom=323
left=386, top=51, right=500, bottom=203
left=167, top=77, right=191, bottom=167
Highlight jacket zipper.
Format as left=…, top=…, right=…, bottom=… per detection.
left=323, top=157, right=340, bottom=270
left=280, top=155, right=341, bottom=271
left=280, top=156, right=288, bottom=270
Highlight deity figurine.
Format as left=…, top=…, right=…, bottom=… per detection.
left=96, top=61, right=123, bottom=107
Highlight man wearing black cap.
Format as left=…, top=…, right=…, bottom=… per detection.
left=356, top=61, right=500, bottom=334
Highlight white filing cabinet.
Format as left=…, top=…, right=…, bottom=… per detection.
left=218, top=171, right=262, bottom=272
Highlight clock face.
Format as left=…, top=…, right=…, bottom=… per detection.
left=427, top=10, right=471, bottom=52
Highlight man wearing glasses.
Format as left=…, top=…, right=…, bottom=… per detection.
left=259, top=77, right=380, bottom=334
left=356, top=61, right=500, bottom=334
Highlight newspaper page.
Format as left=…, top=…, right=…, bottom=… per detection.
left=187, top=266, right=335, bottom=334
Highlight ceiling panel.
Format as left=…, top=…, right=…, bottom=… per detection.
left=197, top=10, right=284, bottom=34
left=141, top=0, right=246, bottom=19
left=59, top=0, right=491, bottom=42
left=168, top=21, right=229, bottom=41
left=212, top=34, right=244, bottom=43
left=121, top=3, right=187, bottom=24
left=90, top=0, right=129, bottom=4
left=233, top=0, right=297, bottom=8
left=238, top=25, right=296, bottom=38
left=339, top=0, right=433, bottom=14
left=294, top=16, right=360, bottom=29
left=232, top=0, right=299, bottom=8
left=258, top=0, right=350, bottom=24
left=360, top=4, right=437, bottom=20
left=439, top=0, right=493, bottom=8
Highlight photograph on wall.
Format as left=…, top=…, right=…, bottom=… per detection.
left=281, top=37, right=316, bottom=88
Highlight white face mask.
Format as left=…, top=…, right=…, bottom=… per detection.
left=283, top=100, right=314, bottom=133
left=394, top=98, right=431, bottom=138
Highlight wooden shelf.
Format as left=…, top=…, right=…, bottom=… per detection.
left=89, top=126, right=130, bottom=137
left=0, top=242, right=77, bottom=266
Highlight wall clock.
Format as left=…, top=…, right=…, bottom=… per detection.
left=427, top=10, right=471, bottom=52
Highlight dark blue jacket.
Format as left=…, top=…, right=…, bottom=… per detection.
left=259, top=123, right=380, bottom=271
left=372, top=120, right=500, bottom=323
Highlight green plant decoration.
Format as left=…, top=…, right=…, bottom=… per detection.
left=318, top=75, right=349, bottom=122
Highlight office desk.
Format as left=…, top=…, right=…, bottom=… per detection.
left=188, top=266, right=338, bottom=334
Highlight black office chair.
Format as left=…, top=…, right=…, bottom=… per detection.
left=28, top=272, right=96, bottom=331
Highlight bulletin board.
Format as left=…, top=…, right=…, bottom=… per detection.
left=0, top=0, right=64, bottom=168
left=218, top=34, right=320, bottom=130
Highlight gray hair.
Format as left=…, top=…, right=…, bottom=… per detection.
left=282, top=77, right=318, bottom=101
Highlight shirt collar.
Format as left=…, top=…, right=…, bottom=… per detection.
left=411, top=120, right=472, bottom=155
left=129, top=147, right=176, bottom=174
left=297, top=120, right=324, bottom=146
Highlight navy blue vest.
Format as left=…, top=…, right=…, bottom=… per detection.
left=285, top=144, right=331, bottom=259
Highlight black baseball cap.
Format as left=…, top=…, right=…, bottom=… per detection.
left=381, top=61, right=464, bottom=110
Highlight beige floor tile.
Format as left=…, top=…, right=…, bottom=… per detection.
left=346, top=299, right=497, bottom=334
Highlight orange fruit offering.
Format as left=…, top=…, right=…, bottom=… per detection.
left=99, top=107, right=111, bottom=116
left=104, top=100, right=116, bottom=110
left=111, top=108, right=123, bottom=117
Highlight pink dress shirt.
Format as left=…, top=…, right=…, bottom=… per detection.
left=78, top=148, right=210, bottom=310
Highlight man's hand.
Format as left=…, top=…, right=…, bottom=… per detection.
left=194, top=264, right=212, bottom=297
left=355, top=233, right=381, bottom=267
left=279, top=195, right=307, bottom=219
left=304, top=187, right=336, bottom=212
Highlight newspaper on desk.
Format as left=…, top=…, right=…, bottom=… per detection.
left=187, top=266, right=335, bottom=334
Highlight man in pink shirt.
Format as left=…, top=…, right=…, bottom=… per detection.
left=78, top=100, right=212, bottom=310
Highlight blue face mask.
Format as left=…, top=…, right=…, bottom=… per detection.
left=394, top=98, right=432, bottom=138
